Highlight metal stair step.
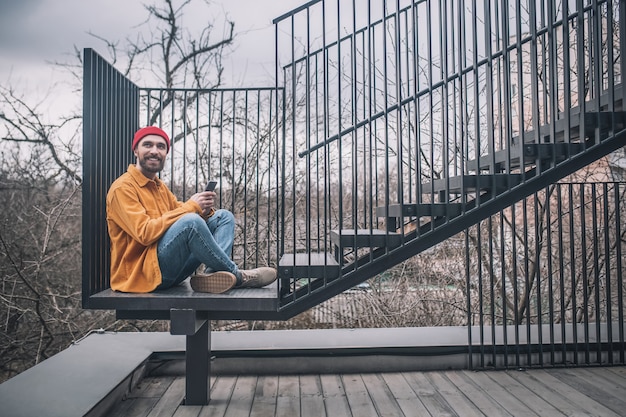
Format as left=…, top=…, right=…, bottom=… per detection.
left=330, top=229, right=402, bottom=249
left=537, top=111, right=626, bottom=141
left=467, top=142, right=586, bottom=172
left=531, top=110, right=626, bottom=143
left=421, top=174, right=522, bottom=195
left=278, top=252, right=340, bottom=279
left=376, top=203, right=462, bottom=219
left=468, top=111, right=626, bottom=172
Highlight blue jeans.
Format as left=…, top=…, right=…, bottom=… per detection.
left=156, top=210, right=238, bottom=289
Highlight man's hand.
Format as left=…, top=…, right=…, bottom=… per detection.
left=190, top=191, right=216, bottom=215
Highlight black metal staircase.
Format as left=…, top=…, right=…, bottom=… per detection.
left=274, top=0, right=626, bottom=315
left=278, top=110, right=625, bottom=315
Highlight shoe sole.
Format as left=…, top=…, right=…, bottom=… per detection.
left=190, top=272, right=236, bottom=293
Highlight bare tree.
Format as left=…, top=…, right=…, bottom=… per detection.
left=0, top=0, right=236, bottom=383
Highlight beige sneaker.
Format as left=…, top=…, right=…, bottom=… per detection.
left=236, top=267, right=277, bottom=288
left=190, top=271, right=237, bottom=293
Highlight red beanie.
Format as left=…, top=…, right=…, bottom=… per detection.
left=132, top=126, right=170, bottom=152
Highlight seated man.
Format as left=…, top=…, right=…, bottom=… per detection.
left=106, top=126, right=276, bottom=293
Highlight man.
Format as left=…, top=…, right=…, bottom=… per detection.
left=106, top=126, right=277, bottom=293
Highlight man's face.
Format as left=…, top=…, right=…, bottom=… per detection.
left=134, top=134, right=168, bottom=178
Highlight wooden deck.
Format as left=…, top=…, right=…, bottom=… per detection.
left=107, top=366, right=626, bottom=416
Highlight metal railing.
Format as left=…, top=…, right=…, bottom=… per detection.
left=467, top=181, right=626, bottom=368
left=82, top=48, right=139, bottom=304
left=272, top=0, right=625, bottom=305
left=137, top=87, right=284, bottom=273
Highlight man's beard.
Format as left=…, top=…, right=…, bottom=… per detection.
left=138, top=155, right=165, bottom=173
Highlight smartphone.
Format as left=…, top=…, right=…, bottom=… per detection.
left=205, top=180, right=218, bottom=191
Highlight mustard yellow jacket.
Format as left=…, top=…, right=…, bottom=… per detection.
left=106, top=164, right=203, bottom=292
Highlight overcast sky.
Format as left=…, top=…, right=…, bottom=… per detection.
left=0, top=0, right=300, bottom=88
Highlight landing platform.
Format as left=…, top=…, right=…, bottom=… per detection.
left=86, top=280, right=280, bottom=320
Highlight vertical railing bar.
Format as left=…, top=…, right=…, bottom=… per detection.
left=605, top=0, right=616, bottom=129
left=511, top=198, right=520, bottom=366
left=523, top=195, right=531, bottom=365
left=546, top=185, right=555, bottom=365
left=615, top=183, right=624, bottom=363
left=484, top=0, right=495, bottom=197
left=403, top=7, right=413, bottom=211
left=254, top=90, right=261, bottom=267
left=450, top=0, right=459, bottom=181
left=218, top=92, right=224, bottom=208
left=394, top=0, right=405, bottom=247
left=243, top=90, right=250, bottom=269
left=266, top=89, right=274, bottom=283
left=576, top=0, right=587, bottom=152
left=539, top=0, right=549, bottom=155
left=182, top=91, right=189, bottom=200
left=335, top=0, right=345, bottom=274
left=621, top=0, right=626, bottom=96
left=440, top=0, right=450, bottom=224
left=591, top=0, right=603, bottom=148
left=603, top=182, right=613, bottom=363
left=273, top=19, right=281, bottom=300
left=412, top=0, right=423, bottom=225
left=557, top=183, right=568, bottom=363
left=275, top=16, right=289, bottom=300
left=375, top=18, right=383, bottom=238
left=381, top=0, right=390, bottom=252
left=362, top=7, right=373, bottom=254
left=500, top=0, right=513, bottom=181
left=514, top=0, right=527, bottom=185
left=194, top=93, right=200, bottom=193
left=81, top=48, right=91, bottom=298
left=457, top=0, right=467, bottom=201
left=231, top=90, right=237, bottom=218
left=169, top=90, right=175, bottom=191
left=322, top=0, right=331, bottom=289
left=465, top=229, right=474, bottom=369
left=318, top=1, right=326, bottom=286
left=290, top=14, right=298, bottom=296
left=580, top=183, right=590, bottom=364
left=534, top=190, right=543, bottom=366
left=477, top=221, right=485, bottom=368
left=529, top=0, right=542, bottom=178
left=207, top=91, right=213, bottom=181
left=351, top=0, right=359, bottom=263
left=311, top=12, right=321, bottom=259
left=499, top=209, right=508, bottom=366
left=471, top=0, right=481, bottom=209
left=591, top=183, right=602, bottom=363
left=368, top=0, right=377, bottom=254
left=568, top=182, right=579, bottom=365
left=255, top=89, right=261, bottom=269
left=99, top=55, right=108, bottom=293
left=488, top=216, right=496, bottom=367
left=427, top=0, right=436, bottom=219
left=562, top=0, right=573, bottom=155
left=315, top=53, right=322, bottom=258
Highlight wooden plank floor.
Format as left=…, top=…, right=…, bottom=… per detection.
left=108, top=366, right=626, bottom=417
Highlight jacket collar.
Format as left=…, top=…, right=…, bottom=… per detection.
left=128, top=164, right=162, bottom=188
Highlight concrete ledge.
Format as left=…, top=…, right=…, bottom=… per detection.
left=1, top=324, right=621, bottom=417
left=0, top=332, right=184, bottom=417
